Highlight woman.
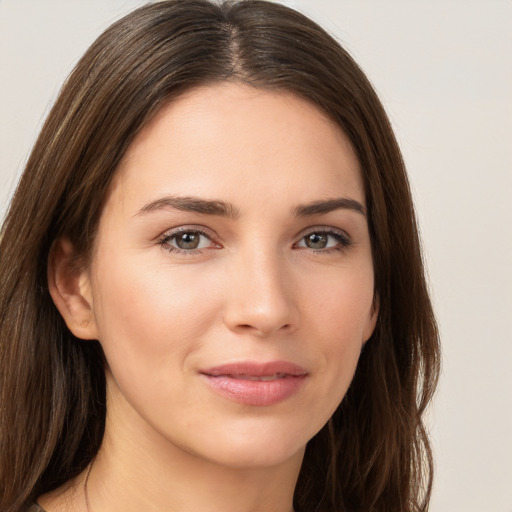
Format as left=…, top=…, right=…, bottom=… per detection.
left=0, top=1, right=440, bottom=511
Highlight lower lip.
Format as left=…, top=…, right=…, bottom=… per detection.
left=201, top=374, right=307, bottom=406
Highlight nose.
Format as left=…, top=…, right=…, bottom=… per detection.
left=223, top=250, right=299, bottom=338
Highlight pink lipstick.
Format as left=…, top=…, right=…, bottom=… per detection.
left=200, top=361, right=308, bottom=406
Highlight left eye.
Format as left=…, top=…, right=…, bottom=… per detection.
left=162, top=230, right=213, bottom=251
left=296, top=231, right=349, bottom=250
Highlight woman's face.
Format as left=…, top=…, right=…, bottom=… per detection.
left=82, top=83, right=377, bottom=468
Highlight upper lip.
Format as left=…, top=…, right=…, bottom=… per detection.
left=200, top=360, right=308, bottom=377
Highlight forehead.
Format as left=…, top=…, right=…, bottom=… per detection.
left=109, top=83, right=364, bottom=213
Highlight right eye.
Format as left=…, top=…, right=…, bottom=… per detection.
left=158, top=228, right=218, bottom=254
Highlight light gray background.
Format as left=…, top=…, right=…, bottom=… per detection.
left=1, top=1, right=511, bottom=510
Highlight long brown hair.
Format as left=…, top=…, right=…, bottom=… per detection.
left=0, top=1, right=440, bottom=511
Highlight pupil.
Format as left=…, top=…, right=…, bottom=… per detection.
left=306, top=233, right=327, bottom=249
left=177, top=232, right=199, bottom=249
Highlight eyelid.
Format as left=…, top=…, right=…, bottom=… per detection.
left=157, top=225, right=221, bottom=254
left=296, top=225, right=351, bottom=239
left=294, top=226, right=353, bottom=250
left=157, top=224, right=218, bottom=241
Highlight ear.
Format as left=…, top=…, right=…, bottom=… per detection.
left=47, top=238, right=99, bottom=340
left=362, top=294, right=379, bottom=343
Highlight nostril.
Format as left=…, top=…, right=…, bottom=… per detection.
left=233, top=322, right=293, bottom=336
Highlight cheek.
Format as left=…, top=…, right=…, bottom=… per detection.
left=303, top=264, right=375, bottom=343
left=90, top=253, right=223, bottom=370
left=300, top=265, right=374, bottom=406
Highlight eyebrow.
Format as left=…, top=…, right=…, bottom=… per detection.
left=136, top=195, right=241, bottom=218
left=136, top=195, right=366, bottom=218
left=294, top=197, right=366, bottom=217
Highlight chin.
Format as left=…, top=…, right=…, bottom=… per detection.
left=203, top=438, right=306, bottom=470
left=177, top=416, right=319, bottom=470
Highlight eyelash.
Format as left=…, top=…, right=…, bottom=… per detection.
left=295, top=228, right=353, bottom=254
left=157, top=226, right=353, bottom=256
left=158, top=227, right=215, bottom=256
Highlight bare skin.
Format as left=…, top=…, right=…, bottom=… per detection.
left=42, top=83, right=377, bottom=512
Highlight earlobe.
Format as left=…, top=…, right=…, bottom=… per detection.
left=363, top=294, right=379, bottom=344
left=47, top=238, right=99, bottom=340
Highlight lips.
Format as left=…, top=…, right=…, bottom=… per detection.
left=229, top=373, right=287, bottom=381
left=200, top=361, right=308, bottom=406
